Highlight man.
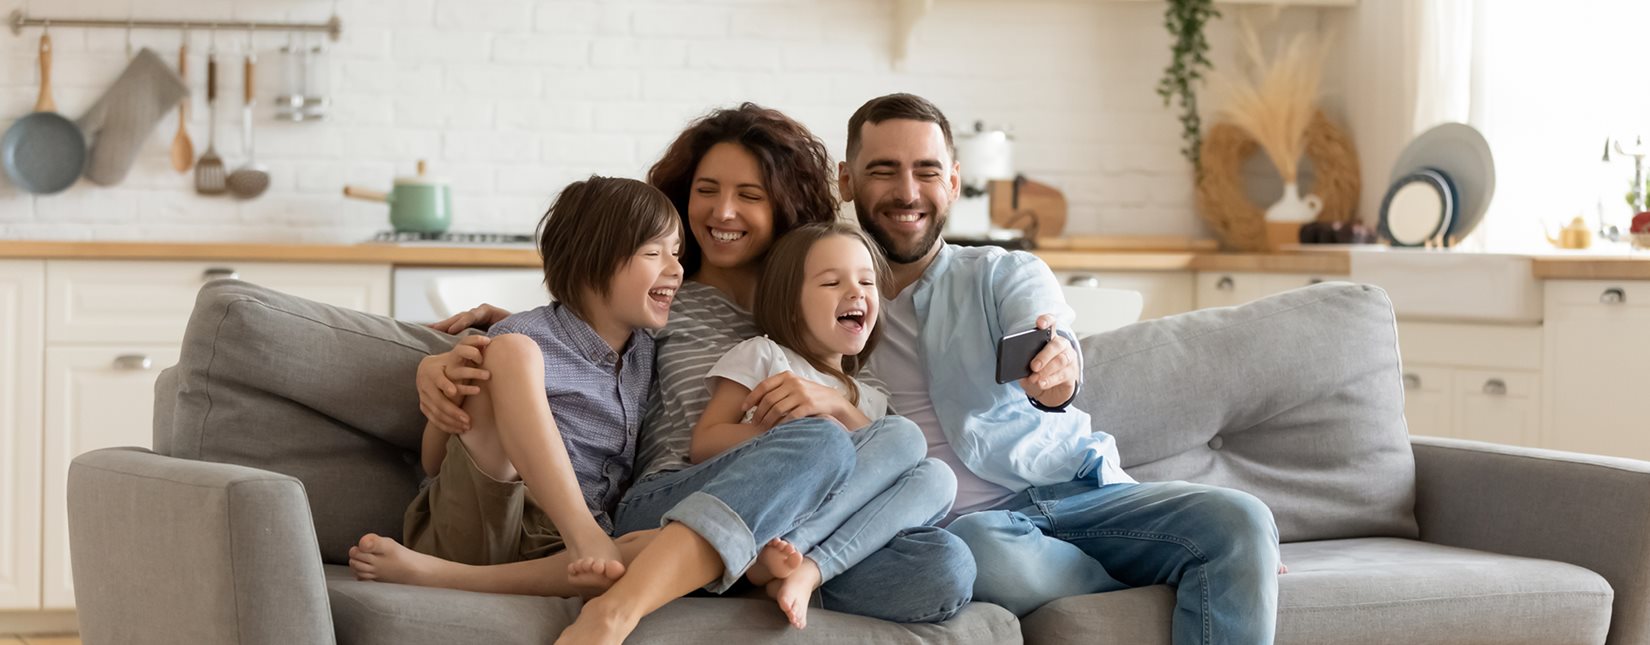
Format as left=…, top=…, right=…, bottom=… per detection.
left=843, top=93, right=1280, bottom=645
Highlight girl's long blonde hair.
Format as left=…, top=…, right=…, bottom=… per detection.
left=752, top=223, right=891, bottom=405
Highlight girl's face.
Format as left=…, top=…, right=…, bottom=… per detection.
left=688, top=142, right=776, bottom=272
left=600, top=229, right=684, bottom=331
left=798, top=234, right=879, bottom=359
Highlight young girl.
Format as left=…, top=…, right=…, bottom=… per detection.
left=691, top=222, right=958, bottom=628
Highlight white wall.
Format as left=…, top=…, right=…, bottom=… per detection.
left=0, top=0, right=1318, bottom=245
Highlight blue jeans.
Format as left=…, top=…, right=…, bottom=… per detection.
left=783, top=417, right=958, bottom=582
left=616, top=417, right=974, bottom=623
left=947, top=480, right=1279, bottom=644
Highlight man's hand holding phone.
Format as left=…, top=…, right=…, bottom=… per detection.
left=999, top=314, right=1080, bottom=410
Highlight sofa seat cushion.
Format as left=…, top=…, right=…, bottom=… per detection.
left=1020, top=538, right=1613, bottom=645
left=324, top=566, right=1022, bottom=644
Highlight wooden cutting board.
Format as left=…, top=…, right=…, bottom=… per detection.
left=989, top=178, right=1068, bottom=237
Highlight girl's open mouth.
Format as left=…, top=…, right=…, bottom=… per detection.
left=836, top=309, right=867, bottom=334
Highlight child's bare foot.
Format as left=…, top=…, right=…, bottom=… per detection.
left=746, top=538, right=803, bottom=585
left=1279, top=562, right=1289, bottom=574
left=348, top=533, right=439, bottom=585
left=764, top=558, right=821, bottom=629
left=553, top=596, right=640, bottom=645
left=567, top=558, right=626, bottom=597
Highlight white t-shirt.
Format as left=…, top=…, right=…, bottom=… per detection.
left=705, top=336, right=887, bottom=426
left=869, top=288, right=1017, bottom=524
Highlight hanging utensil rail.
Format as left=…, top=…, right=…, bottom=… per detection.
left=7, top=10, right=342, bottom=41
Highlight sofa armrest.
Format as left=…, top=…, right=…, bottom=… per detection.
left=1413, top=436, right=1650, bottom=644
left=69, top=448, right=335, bottom=645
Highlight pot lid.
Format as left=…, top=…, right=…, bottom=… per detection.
left=394, top=160, right=449, bottom=187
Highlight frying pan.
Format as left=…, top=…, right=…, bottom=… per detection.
left=1, top=34, right=87, bottom=195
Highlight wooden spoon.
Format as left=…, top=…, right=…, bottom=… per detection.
left=170, top=42, right=194, bottom=173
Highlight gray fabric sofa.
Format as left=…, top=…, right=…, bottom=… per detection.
left=66, top=280, right=1644, bottom=644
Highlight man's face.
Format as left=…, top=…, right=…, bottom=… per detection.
left=841, top=119, right=960, bottom=264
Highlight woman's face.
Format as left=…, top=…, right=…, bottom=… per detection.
left=689, top=142, right=776, bottom=272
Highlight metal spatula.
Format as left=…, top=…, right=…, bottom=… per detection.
left=194, top=46, right=226, bottom=195
left=227, top=52, right=269, bottom=198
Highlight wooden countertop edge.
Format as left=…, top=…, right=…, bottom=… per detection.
left=3, top=241, right=1647, bottom=278
left=0, top=241, right=544, bottom=267
left=1530, top=257, right=1650, bottom=280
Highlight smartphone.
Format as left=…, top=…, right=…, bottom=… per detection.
left=996, top=327, right=1053, bottom=384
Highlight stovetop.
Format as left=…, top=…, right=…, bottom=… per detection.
left=369, top=231, right=536, bottom=246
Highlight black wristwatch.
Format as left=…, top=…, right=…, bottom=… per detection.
left=1027, top=328, right=1082, bottom=412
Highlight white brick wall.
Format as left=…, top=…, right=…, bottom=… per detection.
left=0, top=0, right=1310, bottom=244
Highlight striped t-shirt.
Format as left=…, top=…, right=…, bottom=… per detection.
left=634, top=281, right=761, bottom=480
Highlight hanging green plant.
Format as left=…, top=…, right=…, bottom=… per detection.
left=1157, top=0, right=1220, bottom=173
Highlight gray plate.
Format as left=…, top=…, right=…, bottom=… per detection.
left=1391, top=123, right=1495, bottom=242
left=1, top=111, right=87, bottom=195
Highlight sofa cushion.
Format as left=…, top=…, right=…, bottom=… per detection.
left=1077, top=283, right=1417, bottom=542
left=324, top=566, right=1022, bottom=644
left=165, top=280, right=463, bottom=563
left=1020, top=537, right=1614, bottom=645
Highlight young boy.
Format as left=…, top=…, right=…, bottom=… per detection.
left=349, top=176, right=682, bottom=595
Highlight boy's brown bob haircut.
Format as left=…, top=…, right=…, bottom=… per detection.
left=536, top=176, right=678, bottom=319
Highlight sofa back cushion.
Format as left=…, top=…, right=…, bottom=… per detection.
left=1077, top=283, right=1418, bottom=542
left=163, top=281, right=461, bottom=563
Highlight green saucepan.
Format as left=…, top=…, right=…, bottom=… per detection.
left=343, top=159, right=453, bottom=234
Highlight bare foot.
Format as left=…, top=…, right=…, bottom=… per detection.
left=765, top=558, right=821, bottom=629
left=568, top=558, right=626, bottom=597
left=747, top=538, right=803, bottom=586
left=348, top=533, right=441, bottom=585
left=554, top=596, right=640, bottom=645
left=1279, top=562, right=1289, bottom=574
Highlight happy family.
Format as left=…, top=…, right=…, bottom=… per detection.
left=342, top=93, right=1283, bottom=645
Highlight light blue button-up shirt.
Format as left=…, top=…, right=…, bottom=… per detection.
left=902, top=243, right=1134, bottom=492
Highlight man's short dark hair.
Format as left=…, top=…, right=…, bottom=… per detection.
left=536, top=176, right=677, bottom=320
left=845, top=93, right=954, bottom=163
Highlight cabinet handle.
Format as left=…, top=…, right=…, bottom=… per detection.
left=1308, top=277, right=1324, bottom=285
left=113, top=354, right=153, bottom=371
left=1216, top=276, right=1235, bottom=291
left=1481, top=378, right=1507, bottom=396
left=1402, top=373, right=1421, bottom=390
left=1600, top=288, right=1626, bottom=305
left=1066, top=275, right=1102, bottom=288
left=203, top=267, right=240, bottom=282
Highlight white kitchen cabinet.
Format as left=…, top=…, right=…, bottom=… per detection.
left=41, top=346, right=182, bottom=609
left=0, top=261, right=43, bottom=610
left=1543, top=280, right=1650, bottom=460
left=1396, top=322, right=1543, bottom=448
left=1194, top=271, right=1331, bottom=310
left=1054, top=271, right=1195, bottom=320
left=46, top=261, right=392, bottom=345
left=1399, top=365, right=1453, bottom=437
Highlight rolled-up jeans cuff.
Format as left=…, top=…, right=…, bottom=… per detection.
left=660, top=491, right=755, bottom=593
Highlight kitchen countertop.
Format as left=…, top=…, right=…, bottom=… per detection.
left=1, top=240, right=1647, bottom=279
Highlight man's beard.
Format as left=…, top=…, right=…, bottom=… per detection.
left=854, top=198, right=947, bottom=265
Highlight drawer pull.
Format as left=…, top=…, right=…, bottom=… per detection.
left=1600, top=288, right=1626, bottom=305
left=113, top=354, right=153, bottom=371
left=1308, top=277, right=1324, bottom=285
left=1482, top=378, right=1507, bottom=396
left=1215, top=276, right=1235, bottom=291
left=1402, top=373, right=1421, bottom=390
left=1066, top=275, right=1102, bottom=288
left=203, top=267, right=240, bottom=282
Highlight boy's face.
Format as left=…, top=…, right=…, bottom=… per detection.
left=602, top=228, right=684, bottom=331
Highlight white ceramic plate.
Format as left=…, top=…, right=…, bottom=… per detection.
left=1391, top=123, right=1495, bottom=241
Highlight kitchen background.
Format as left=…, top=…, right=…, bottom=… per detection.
left=0, top=0, right=1344, bottom=244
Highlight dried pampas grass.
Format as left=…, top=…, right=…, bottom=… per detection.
left=1209, top=20, right=1331, bottom=183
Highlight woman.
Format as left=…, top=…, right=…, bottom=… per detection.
left=417, top=104, right=973, bottom=641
